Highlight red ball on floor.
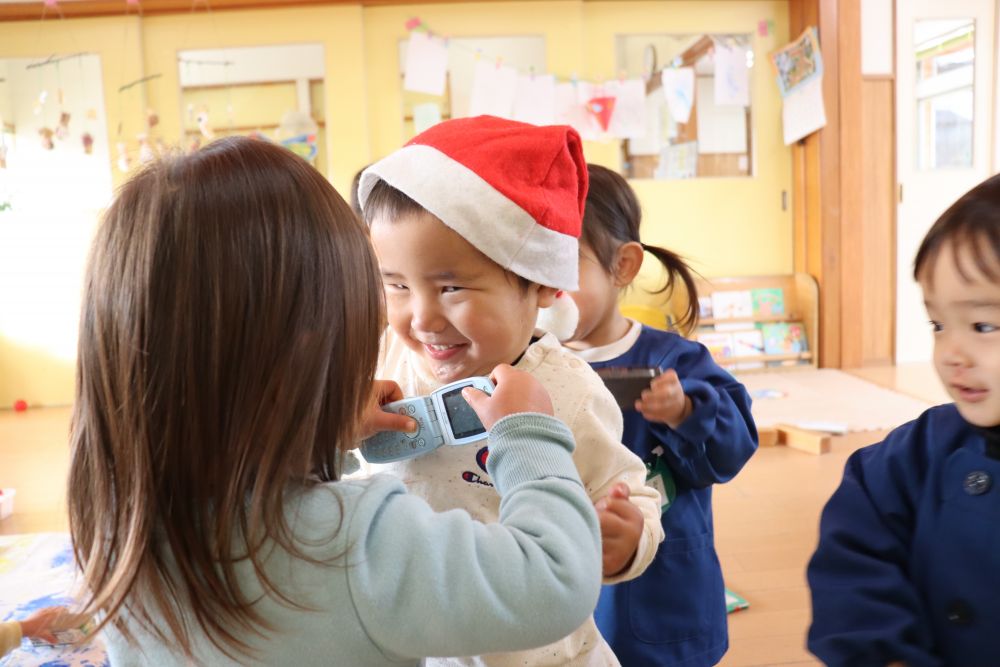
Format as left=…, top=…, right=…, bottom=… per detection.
left=13, top=399, right=27, bottom=412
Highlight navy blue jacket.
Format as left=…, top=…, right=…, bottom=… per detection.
left=590, top=327, right=758, bottom=666
left=808, top=404, right=1000, bottom=667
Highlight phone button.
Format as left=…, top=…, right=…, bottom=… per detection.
left=405, top=418, right=423, bottom=439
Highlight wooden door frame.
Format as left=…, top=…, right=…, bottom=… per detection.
left=791, top=0, right=896, bottom=368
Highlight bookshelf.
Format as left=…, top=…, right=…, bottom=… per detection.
left=692, top=273, right=819, bottom=372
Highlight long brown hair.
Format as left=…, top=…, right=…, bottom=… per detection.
left=68, top=136, right=383, bottom=659
left=582, top=164, right=700, bottom=333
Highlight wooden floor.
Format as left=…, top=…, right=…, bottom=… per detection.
left=0, top=363, right=951, bottom=666
left=718, top=363, right=948, bottom=666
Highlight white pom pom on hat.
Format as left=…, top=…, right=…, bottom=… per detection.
left=535, top=290, right=580, bottom=342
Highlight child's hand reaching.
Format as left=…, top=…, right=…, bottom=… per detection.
left=19, top=606, right=81, bottom=644
left=461, top=364, right=554, bottom=429
left=595, top=482, right=644, bottom=577
left=636, top=369, right=692, bottom=429
left=357, top=380, right=419, bottom=441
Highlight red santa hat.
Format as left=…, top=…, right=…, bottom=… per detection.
left=357, top=115, right=587, bottom=293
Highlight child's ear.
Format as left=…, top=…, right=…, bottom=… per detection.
left=536, top=285, right=559, bottom=308
left=613, top=242, right=644, bottom=288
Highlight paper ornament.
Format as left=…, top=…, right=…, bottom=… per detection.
left=34, top=91, right=47, bottom=116
left=586, top=96, right=616, bottom=132
left=55, top=111, right=71, bottom=140
left=117, top=141, right=131, bottom=172
left=138, top=134, right=155, bottom=164
left=195, top=109, right=214, bottom=140
left=146, top=108, right=159, bottom=129
left=81, top=132, right=94, bottom=155
left=39, top=127, right=54, bottom=150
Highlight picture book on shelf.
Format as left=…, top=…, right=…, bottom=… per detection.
left=714, top=320, right=756, bottom=332
left=696, top=330, right=734, bottom=361
left=761, top=321, right=809, bottom=354
left=711, top=290, right=753, bottom=320
left=751, top=287, right=785, bottom=317
left=732, top=328, right=765, bottom=357
left=732, top=328, right=765, bottom=370
left=697, top=296, right=714, bottom=319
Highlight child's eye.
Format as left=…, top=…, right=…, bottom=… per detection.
left=386, top=283, right=408, bottom=291
left=973, top=322, right=998, bottom=333
left=929, top=320, right=943, bottom=333
left=441, top=286, right=463, bottom=294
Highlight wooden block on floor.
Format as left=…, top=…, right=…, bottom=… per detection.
left=758, top=426, right=779, bottom=447
left=775, top=423, right=831, bottom=455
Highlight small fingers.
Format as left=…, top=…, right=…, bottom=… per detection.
left=371, top=410, right=418, bottom=434
left=650, top=368, right=680, bottom=388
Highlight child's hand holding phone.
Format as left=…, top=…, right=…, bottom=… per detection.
left=636, top=369, right=692, bottom=429
left=357, top=380, right=418, bottom=442
left=461, top=364, right=554, bottom=428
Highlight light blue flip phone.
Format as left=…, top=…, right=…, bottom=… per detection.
left=360, top=376, right=495, bottom=463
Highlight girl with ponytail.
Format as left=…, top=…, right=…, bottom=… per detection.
left=565, top=164, right=759, bottom=667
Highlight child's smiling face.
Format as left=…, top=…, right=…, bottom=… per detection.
left=921, top=239, right=1000, bottom=427
left=371, top=210, right=556, bottom=383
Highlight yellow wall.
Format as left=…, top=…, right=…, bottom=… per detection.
left=0, top=1, right=791, bottom=405
left=583, top=1, right=792, bottom=310
left=141, top=5, right=367, bottom=196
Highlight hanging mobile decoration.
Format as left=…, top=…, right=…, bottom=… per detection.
left=55, top=111, right=71, bottom=141
left=116, top=141, right=131, bottom=172
left=39, top=127, right=55, bottom=150
left=146, top=108, right=159, bottom=130
left=56, top=61, right=64, bottom=107
left=81, top=132, right=94, bottom=155
left=196, top=108, right=215, bottom=140
left=137, top=134, right=155, bottom=164
left=33, top=90, right=47, bottom=116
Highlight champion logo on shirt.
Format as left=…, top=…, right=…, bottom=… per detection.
left=461, top=446, right=493, bottom=487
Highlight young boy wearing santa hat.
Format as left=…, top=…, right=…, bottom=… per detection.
left=357, top=116, right=663, bottom=667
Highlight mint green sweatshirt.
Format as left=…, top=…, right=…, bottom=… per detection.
left=103, top=413, right=602, bottom=666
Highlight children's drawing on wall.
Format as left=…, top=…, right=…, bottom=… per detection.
left=771, top=27, right=827, bottom=144
left=616, top=33, right=754, bottom=179
left=771, top=27, right=822, bottom=96
left=712, top=37, right=751, bottom=107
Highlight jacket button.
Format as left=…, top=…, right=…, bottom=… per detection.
left=947, top=599, right=975, bottom=625
left=963, top=470, right=992, bottom=495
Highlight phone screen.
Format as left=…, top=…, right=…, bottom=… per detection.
left=441, top=386, right=486, bottom=439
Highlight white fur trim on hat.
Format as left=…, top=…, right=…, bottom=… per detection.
left=359, top=144, right=579, bottom=291
left=535, top=291, right=580, bottom=342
